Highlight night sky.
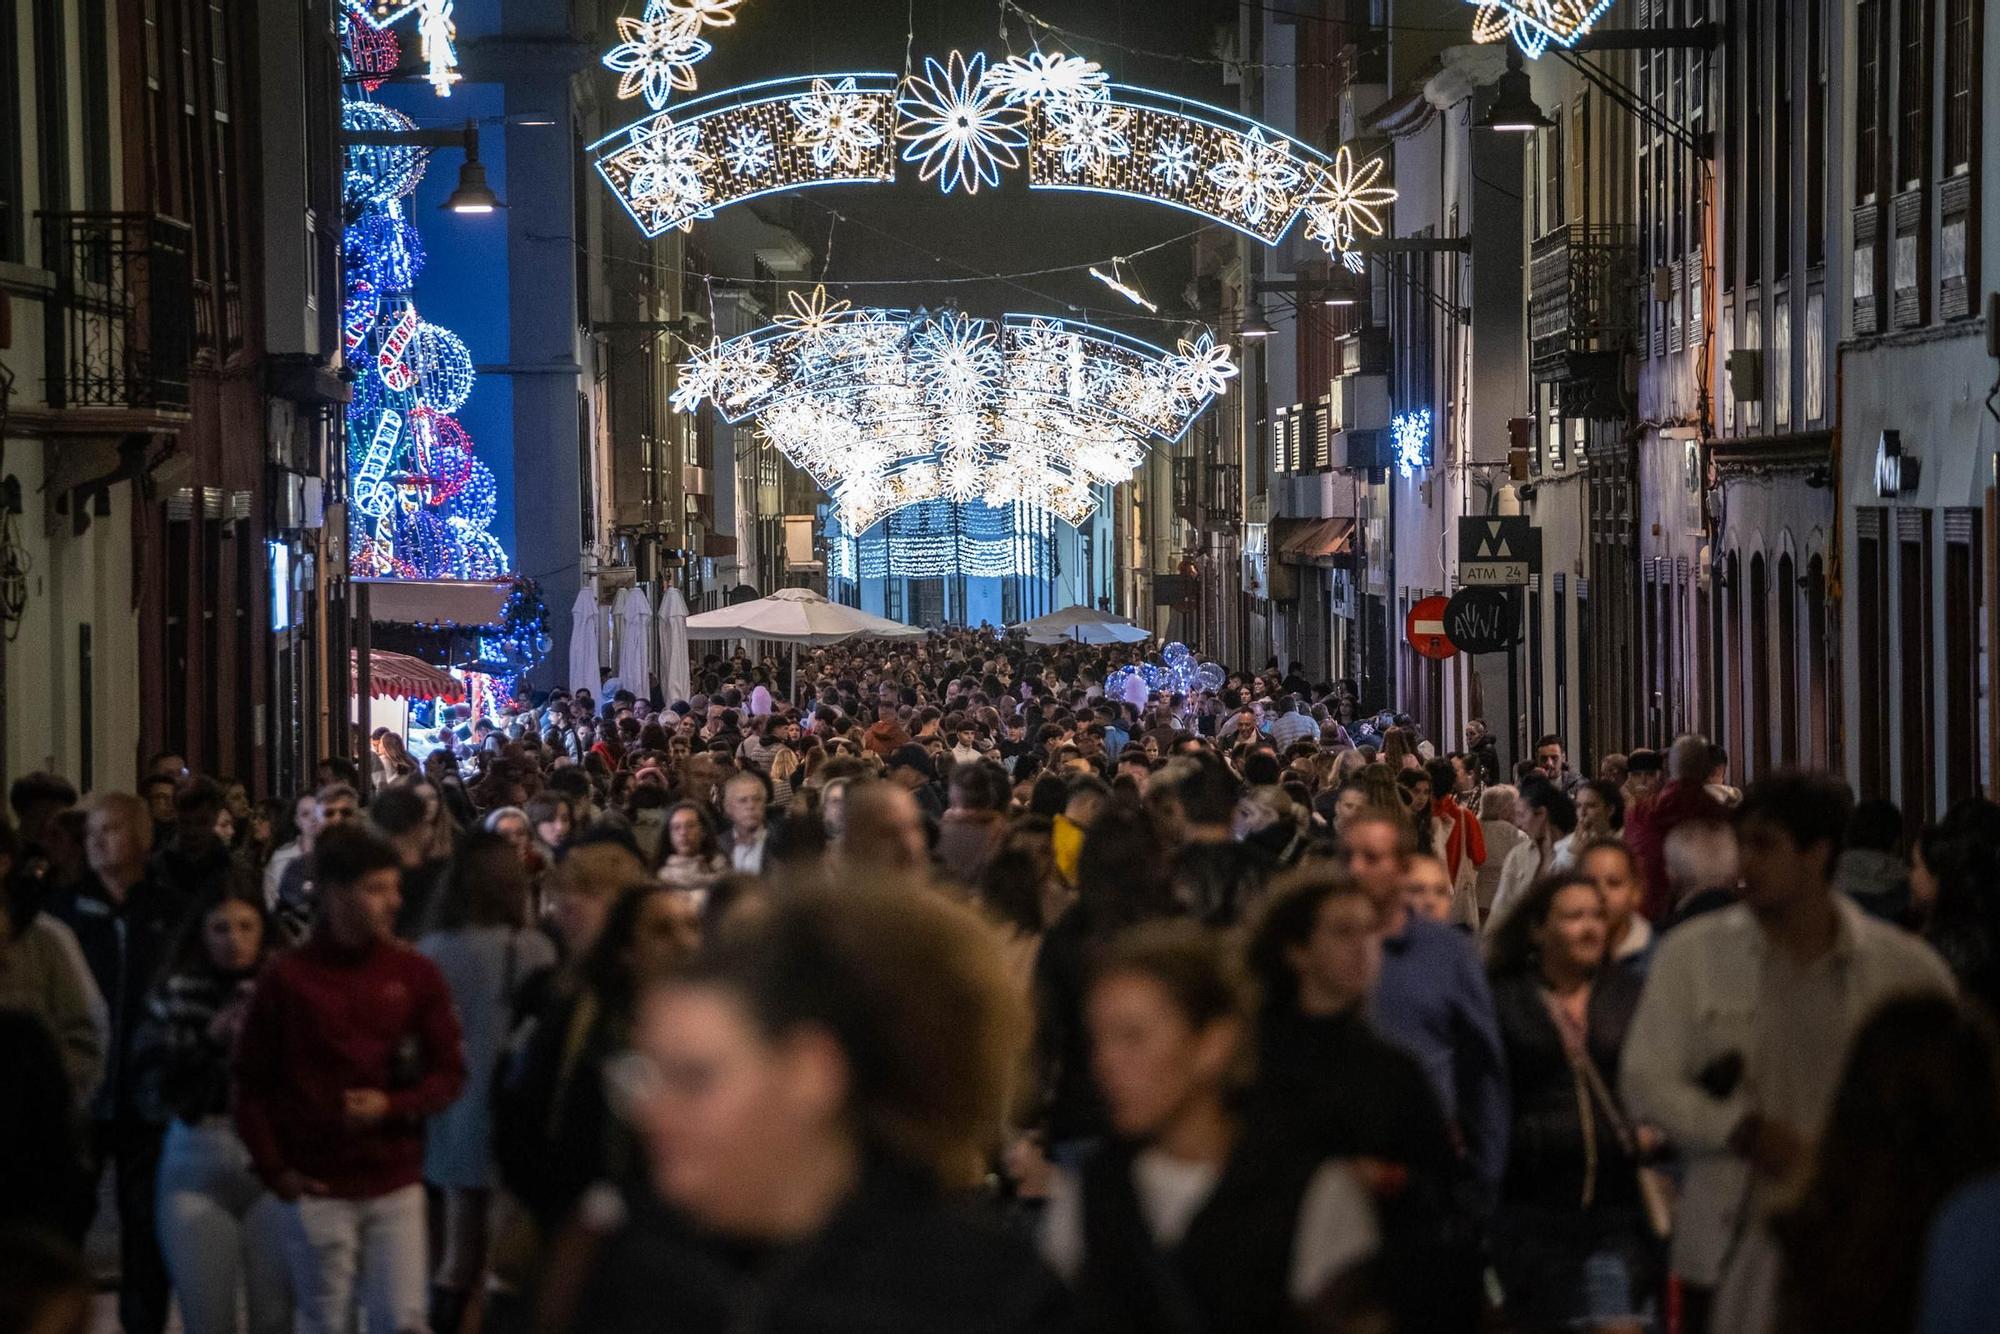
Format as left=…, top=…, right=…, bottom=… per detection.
left=653, top=0, right=1241, bottom=342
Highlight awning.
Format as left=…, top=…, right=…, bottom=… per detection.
left=353, top=577, right=513, bottom=628
left=1271, top=516, right=1355, bottom=565
left=352, top=649, right=464, bottom=702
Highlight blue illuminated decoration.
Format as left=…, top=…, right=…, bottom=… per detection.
left=672, top=292, right=1235, bottom=529
left=1392, top=407, right=1434, bottom=480
left=341, top=2, right=460, bottom=97
left=1470, top=0, right=1619, bottom=58
left=830, top=500, right=1059, bottom=581
left=586, top=48, right=1395, bottom=260
left=340, top=23, right=539, bottom=689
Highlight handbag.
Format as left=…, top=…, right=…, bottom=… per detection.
left=1545, top=989, right=1674, bottom=1238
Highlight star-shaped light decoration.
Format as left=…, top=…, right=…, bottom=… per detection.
left=721, top=125, right=774, bottom=176
left=789, top=76, right=887, bottom=171
left=1468, top=0, right=1619, bottom=59
left=775, top=284, right=853, bottom=354
left=1301, top=146, right=1397, bottom=256
left=985, top=50, right=1109, bottom=108
left=1205, top=126, right=1304, bottom=227
left=1149, top=136, right=1198, bottom=189
left=895, top=51, right=1030, bottom=195
left=603, top=0, right=715, bottom=110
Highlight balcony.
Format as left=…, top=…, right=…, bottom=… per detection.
left=40, top=212, right=193, bottom=411
left=1529, top=222, right=1637, bottom=419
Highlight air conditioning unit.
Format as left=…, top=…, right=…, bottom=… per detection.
left=1329, top=373, right=1391, bottom=435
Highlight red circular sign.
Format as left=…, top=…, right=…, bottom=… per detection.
left=1405, top=595, right=1458, bottom=660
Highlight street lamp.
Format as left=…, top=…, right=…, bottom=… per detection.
left=339, top=118, right=508, bottom=213
left=1239, top=302, right=1275, bottom=339
left=1475, top=49, right=1555, bottom=133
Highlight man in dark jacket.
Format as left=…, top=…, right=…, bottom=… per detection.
left=150, top=776, right=234, bottom=905
left=47, top=791, right=191, bottom=1334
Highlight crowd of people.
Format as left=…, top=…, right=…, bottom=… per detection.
left=3, top=623, right=2000, bottom=1334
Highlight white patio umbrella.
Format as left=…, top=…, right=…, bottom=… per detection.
left=614, top=585, right=655, bottom=697
left=567, top=583, right=602, bottom=694
left=686, top=587, right=922, bottom=701
left=656, top=585, right=692, bottom=705
left=1010, top=605, right=1151, bottom=645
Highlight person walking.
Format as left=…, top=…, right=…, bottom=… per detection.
left=565, top=880, right=1070, bottom=1333
left=1342, top=808, right=1510, bottom=1213
left=417, top=831, right=557, bottom=1334
left=1486, top=873, right=1659, bottom=1332
left=134, top=883, right=291, bottom=1334
left=47, top=791, right=189, bottom=1334
left=1040, top=918, right=1382, bottom=1331
left=1621, top=773, right=1955, bottom=1334
left=233, top=824, right=467, bottom=1334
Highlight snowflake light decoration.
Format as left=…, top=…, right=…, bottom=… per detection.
left=895, top=51, right=1029, bottom=195
left=1392, top=407, right=1434, bottom=479
left=1469, top=0, right=1618, bottom=58
left=1205, top=126, right=1305, bottom=227
left=1149, top=136, right=1198, bottom=188
left=722, top=124, right=774, bottom=176
left=1302, top=146, right=1397, bottom=253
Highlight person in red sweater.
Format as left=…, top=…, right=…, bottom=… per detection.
left=234, top=824, right=465, bottom=1334
left=1622, top=735, right=1728, bottom=921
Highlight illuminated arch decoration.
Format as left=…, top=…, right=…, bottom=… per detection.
left=588, top=48, right=1396, bottom=264
left=672, top=290, right=1236, bottom=532
left=1469, top=0, right=1618, bottom=58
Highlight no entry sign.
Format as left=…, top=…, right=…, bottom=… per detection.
left=1405, top=595, right=1457, bottom=660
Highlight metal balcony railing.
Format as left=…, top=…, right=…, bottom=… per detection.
left=40, top=212, right=193, bottom=410
left=1528, top=222, right=1639, bottom=376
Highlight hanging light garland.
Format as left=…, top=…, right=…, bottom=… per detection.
left=672, top=289, right=1236, bottom=531
left=588, top=46, right=1396, bottom=265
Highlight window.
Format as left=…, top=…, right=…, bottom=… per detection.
left=1898, top=516, right=1935, bottom=820
left=1749, top=553, right=1771, bottom=777
left=1777, top=551, right=1799, bottom=764
left=1897, top=0, right=1928, bottom=189
left=1740, top=0, right=1762, bottom=287
left=1944, top=512, right=1982, bottom=804
left=0, top=0, right=20, bottom=261
left=78, top=0, right=112, bottom=209
left=1545, top=106, right=1566, bottom=232
left=34, top=0, right=70, bottom=219
left=1805, top=0, right=1826, bottom=267
left=1855, top=0, right=1880, bottom=202
left=1944, top=0, right=1976, bottom=173
left=1773, top=0, right=1792, bottom=277
left=1855, top=514, right=1891, bottom=796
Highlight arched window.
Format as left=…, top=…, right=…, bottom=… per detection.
left=1778, top=551, right=1799, bottom=765
left=1750, top=553, right=1771, bottom=778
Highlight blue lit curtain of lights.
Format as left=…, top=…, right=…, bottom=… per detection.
left=826, top=500, right=1059, bottom=585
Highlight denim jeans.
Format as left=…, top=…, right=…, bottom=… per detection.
left=282, top=1182, right=429, bottom=1334
left=155, top=1117, right=293, bottom=1334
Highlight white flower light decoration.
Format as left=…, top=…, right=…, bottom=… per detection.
left=1206, top=126, right=1305, bottom=227
left=790, top=76, right=889, bottom=171
left=1302, top=146, right=1397, bottom=253
left=608, top=114, right=714, bottom=232
left=895, top=51, right=1029, bottom=195
left=985, top=50, right=1110, bottom=107
left=1167, top=333, right=1240, bottom=402
left=603, top=0, right=716, bottom=110
left=1041, top=97, right=1133, bottom=178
